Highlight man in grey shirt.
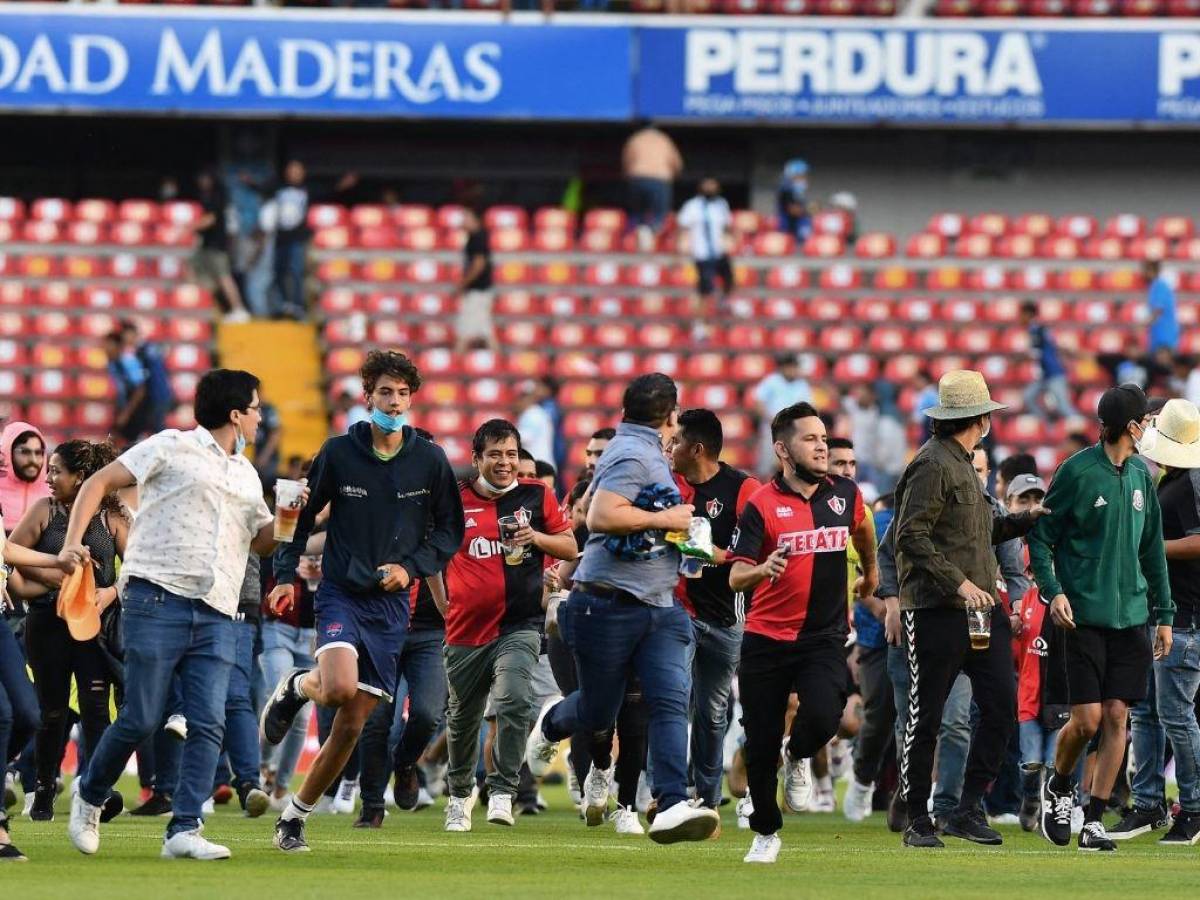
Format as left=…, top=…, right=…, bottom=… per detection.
left=524, top=373, right=719, bottom=844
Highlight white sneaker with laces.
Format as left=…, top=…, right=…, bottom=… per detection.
left=333, top=778, right=359, bottom=815
left=807, top=775, right=835, bottom=813
left=445, top=792, right=476, bottom=833
left=268, top=793, right=289, bottom=813
left=829, top=738, right=853, bottom=779
left=744, top=833, right=782, bottom=864
left=613, top=805, right=644, bottom=835
left=202, top=797, right=215, bottom=815
left=415, top=788, right=435, bottom=810
left=782, top=745, right=813, bottom=812
left=647, top=799, right=720, bottom=844
left=524, top=701, right=560, bottom=777
left=988, top=813, right=1021, bottom=827
left=487, top=793, right=514, bottom=826
left=566, top=758, right=582, bottom=807
left=312, top=796, right=335, bottom=815
left=161, top=827, right=231, bottom=860
left=68, top=792, right=102, bottom=855
left=843, top=779, right=874, bottom=822
left=1072, top=807, right=1085, bottom=836
left=736, top=796, right=754, bottom=830
left=635, top=771, right=652, bottom=815
left=164, top=715, right=188, bottom=741
left=583, top=764, right=613, bottom=826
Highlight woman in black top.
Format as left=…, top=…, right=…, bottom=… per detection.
left=8, top=440, right=128, bottom=821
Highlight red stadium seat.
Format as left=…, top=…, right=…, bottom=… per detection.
left=162, top=201, right=201, bottom=227
left=817, top=263, right=861, bottom=290
left=583, top=262, right=622, bottom=287
left=753, top=232, right=796, bottom=257
left=532, top=230, right=573, bottom=252
left=75, top=199, right=116, bottom=224
left=926, top=267, right=964, bottom=291
left=499, top=321, right=547, bottom=347
left=31, top=198, right=72, bottom=222
left=803, top=234, right=844, bottom=258
left=868, top=326, right=910, bottom=354
left=583, top=209, right=626, bottom=233
left=0, top=197, right=24, bottom=221
left=1128, top=236, right=1169, bottom=261
left=817, top=325, right=861, bottom=353
left=832, top=354, right=879, bottom=384
left=966, top=265, right=1010, bottom=291
left=762, top=297, right=804, bottom=321
left=1083, top=236, right=1126, bottom=261
left=955, top=234, right=994, bottom=259
left=308, top=204, right=348, bottom=229
left=995, top=235, right=1036, bottom=259
left=1041, top=236, right=1080, bottom=260
left=23, top=220, right=62, bottom=243
left=855, top=233, right=895, bottom=259
left=534, top=208, right=575, bottom=232
left=927, top=213, right=964, bottom=238
left=1152, top=215, right=1193, bottom=241
left=598, top=352, right=642, bottom=382
left=1103, top=214, right=1145, bottom=239
left=764, top=263, right=809, bottom=290
left=116, top=200, right=159, bottom=224
left=1012, top=213, right=1053, bottom=237
left=906, top=233, right=947, bottom=258
left=808, top=296, right=848, bottom=321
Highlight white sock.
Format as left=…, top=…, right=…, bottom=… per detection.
left=281, top=796, right=314, bottom=823
left=292, top=672, right=310, bottom=702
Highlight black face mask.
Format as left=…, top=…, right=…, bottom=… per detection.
left=782, top=449, right=822, bottom=485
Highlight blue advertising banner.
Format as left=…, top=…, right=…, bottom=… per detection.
left=0, top=9, right=1199, bottom=127
left=0, top=8, right=632, bottom=119
left=635, top=22, right=1200, bottom=125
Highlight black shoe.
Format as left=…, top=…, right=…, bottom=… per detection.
left=1109, top=805, right=1171, bottom=840
left=100, top=790, right=124, bottom=823
left=238, top=783, right=269, bottom=819
left=518, top=800, right=541, bottom=817
left=3, top=782, right=15, bottom=811
left=941, top=805, right=1003, bottom=846
left=887, top=788, right=907, bottom=833
left=29, top=785, right=55, bottom=821
left=1079, top=820, right=1116, bottom=852
left=261, top=669, right=310, bottom=746
left=1019, top=796, right=1040, bottom=833
left=903, top=816, right=945, bottom=848
left=1158, top=811, right=1200, bottom=846
left=353, top=808, right=385, bottom=829
left=1040, top=777, right=1074, bottom=847
left=0, top=841, right=26, bottom=862
left=393, top=765, right=420, bottom=811
left=130, top=792, right=173, bottom=817
left=274, top=816, right=310, bottom=853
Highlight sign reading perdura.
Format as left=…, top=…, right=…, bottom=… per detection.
left=1, top=9, right=1200, bottom=126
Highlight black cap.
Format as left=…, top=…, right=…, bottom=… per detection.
left=1097, top=383, right=1148, bottom=430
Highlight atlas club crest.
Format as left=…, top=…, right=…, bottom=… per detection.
left=706, top=498, right=724, bottom=518
left=827, top=495, right=847, bottom=516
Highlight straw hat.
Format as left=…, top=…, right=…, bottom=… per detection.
left=57, top=563, right=100, bottom=642
left=924, top=370, right=1008, bottom=421
left=1137, top=398, right=1200, bottom=469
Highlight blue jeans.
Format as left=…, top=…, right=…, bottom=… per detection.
left=627, top=177, right=671, bottom=234
left=1157, top=627, right=1200, bottom=814
left=359, top=628, right=449, bottom=811
left=544, top=590, right=694, bottom=809
left=887, top=644, right=971, bottom=817
left=218, top=620, right=260, bottom=790
left=80, top=579, right=236, bottom=838
left=1130, top=628, right=1167, bottom=812
left=687, top=618, right=742, bottom=808
left=271, top=235, right=307, bottom=315
left=258, top=621, right=316, bottom=791
left=1018, top=719, right=1060, bottom=772
left=0, top=616, right=38, bottom=766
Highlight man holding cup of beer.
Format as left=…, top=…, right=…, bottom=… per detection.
left=892, top=371, right=1045, bottom=850
left=441, top=419, right=576, bottom=832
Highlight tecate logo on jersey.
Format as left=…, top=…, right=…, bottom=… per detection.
left=776, top=527, right=849, bottom=556
left=468, top=536, right=504, bottom=560
left=684, top=29, right=1042, bottom=99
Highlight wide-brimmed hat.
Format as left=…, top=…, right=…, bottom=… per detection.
left=57, top=563, right=99, bottom=641
left=924, top=370, right=1008, bottom=421
left=1137, top=398, right=1200, bottom=469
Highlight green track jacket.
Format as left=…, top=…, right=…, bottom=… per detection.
left=1029, top=444, right=1174, bottom=629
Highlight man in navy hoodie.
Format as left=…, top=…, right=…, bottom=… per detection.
left=260, top=350, right=464, bottom=853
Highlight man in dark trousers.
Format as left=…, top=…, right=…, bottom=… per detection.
left=892, top=370, right=1045, bottom=849
left=260, top=350, right=464, bottom=854
left=670, top=408, right=761, bottom=811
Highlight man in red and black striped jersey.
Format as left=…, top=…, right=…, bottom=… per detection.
left=728, top=402, right=877, bottom=864
left=442, top=420, right=577, bottom=832
left=670, top=408, right=761, bottom=810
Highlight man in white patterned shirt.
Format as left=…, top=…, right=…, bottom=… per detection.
left=60, top=370, right=286, bottom=861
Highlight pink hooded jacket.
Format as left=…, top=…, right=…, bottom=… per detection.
left=0, top=421, right=50, bottom=532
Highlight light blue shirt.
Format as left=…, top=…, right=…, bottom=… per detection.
left=754, top=373, right=812, bottom=418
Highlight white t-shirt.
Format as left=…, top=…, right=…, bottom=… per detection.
left=678, top=196, right=732, bottom=262
left=517, top=405, right=555, bottom=466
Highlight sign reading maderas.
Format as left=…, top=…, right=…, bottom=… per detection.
left=0, top=11, right=631, bottom=118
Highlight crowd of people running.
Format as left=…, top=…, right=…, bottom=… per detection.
left=1, top=350, right=1199, bottom=866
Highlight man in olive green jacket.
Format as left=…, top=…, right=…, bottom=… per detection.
left=1028, top=383, right=1174, bottom=853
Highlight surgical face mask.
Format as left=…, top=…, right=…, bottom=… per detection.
left=233, top=422, right=248, bottom=456
left=370, top=407, right=407, bottom=434
left=981, top=416, right=992, bottom=440
left=477, top=474, right=518, bottom=495
left=781, top=447, right=822, bottom=485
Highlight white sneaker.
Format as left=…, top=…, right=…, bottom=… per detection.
left=613, top=805, right=644, bottom=835
left=222, top=309, right=252, bottom=324
left=524, top=701, right=560, bottom=777
left=566, top=757, right=582, bottom=807
left=583, top=764, right=613, bottom=827
left=843, top=778, right=874, bottom=822
left=268, top=793, right=289, bottom=813
left=333, top=778, right=359, bottom=815
left=161, top=827, right=231, bottom=860
left=635, top=771, right=652, bottom=815
left=164, top=715, right=188, bottom=741
left=646, top=799, right=720, bottom=844
left=1072, top=806, right=1085, bottom=836
left=829, top=738, right=853, bottom=780
left=487, top=793, right=514, bottom=826
left=744, top=833, right=782, bottom=864
left=415, top=788, right=434, bottom=811
left=988, top=813, right=1021, bottom=827
left=202, top=797, right=215, bottom=815
left=782, top=746, right=813, bottom=812
left=22, top=790, right=35, bottom=818
left=807, top=775, right=835, bottom=814
left=736, top=796, right=754, bottom=830
left=68, top=792, right=102, bottom=855
left=444, top=792, right=476, bottom=833
left=421, top=761, right=448, bottom=800
left=312, top=796, right=335, bottom=815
